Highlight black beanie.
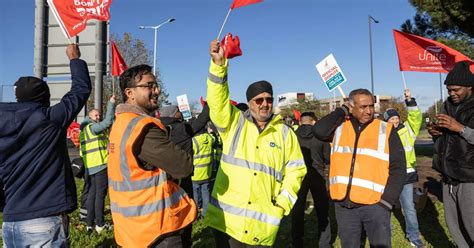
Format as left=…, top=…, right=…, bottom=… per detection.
left=444, top=61, right=474, bottom=87
left=14, top=76, right=51, bottom=106
left=383, top=108, right=399, bottom=122
left=246, top=80, right=273, bottom=102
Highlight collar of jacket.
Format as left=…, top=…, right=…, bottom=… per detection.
left=116, top=103, right=152, bottom=117
left=243, top=109, right=281, bottom=132
left=80, top=116, right=93, bottom=130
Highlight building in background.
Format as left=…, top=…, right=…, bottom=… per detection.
left=277, top=92, right=314, bottom=108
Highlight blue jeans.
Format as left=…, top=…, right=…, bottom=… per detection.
left=399, top=183, right=421, bottom=241
left=2, top=215, right=69, bottom=248
left=192, top=181, right=210, bottom=216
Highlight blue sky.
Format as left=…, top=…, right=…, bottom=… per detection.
left=0, top=0, right=445, bottom=110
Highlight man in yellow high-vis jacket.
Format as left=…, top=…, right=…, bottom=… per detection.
left=80, top=95, right=116, bottom=233
left=383, top=89, right=424, bottom=248
left=206, top=40, right=306, bottom=247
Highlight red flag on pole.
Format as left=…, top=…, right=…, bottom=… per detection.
left=393, top=29, right=474, bottom=73
left=67, top=122, right=80, bottom=148
left=47, top=0, right=112, bottom=39
left=231, top=0, right=263, bottom=9
left=111, top=41, right=128, bottom=76
left=292, top=109, right=301, bottom=121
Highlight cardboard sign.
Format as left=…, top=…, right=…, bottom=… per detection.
left=176, top=94, right=192, bottom=120
left=316, top=54, right=347, bottom=92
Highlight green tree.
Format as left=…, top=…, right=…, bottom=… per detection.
left=401, top=0, right=474, bottom=58
left=279, top=99, right=328, bottom=123
left=88, top=32, right=170, bottom=113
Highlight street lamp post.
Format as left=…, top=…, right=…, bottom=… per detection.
left=368, top=15, right=379, bottom=95
left=139, top=18, right=175, bottom=75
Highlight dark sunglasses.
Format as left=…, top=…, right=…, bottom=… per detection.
left=253, top=97, right=274, bottom=105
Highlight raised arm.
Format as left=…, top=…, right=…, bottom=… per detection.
left=48, top=44, right=92, bottom=127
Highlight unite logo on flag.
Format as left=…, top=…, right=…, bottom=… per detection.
left=418, top=46, right=447, bottom=65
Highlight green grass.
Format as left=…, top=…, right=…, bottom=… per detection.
left=1, top=154, right=456, bottom=247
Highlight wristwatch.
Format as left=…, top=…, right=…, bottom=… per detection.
left=460, top=126, right=467, bottom=134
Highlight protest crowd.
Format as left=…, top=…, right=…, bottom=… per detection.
left=1, top=0, right=474, bottom=248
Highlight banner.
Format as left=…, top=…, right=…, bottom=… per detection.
left=315, top=54, right=347, bottom=92
left=67, top=122, right=80, bottom=148
left=111, top=41, right=127, bottom=76
left=177, top=94, right=192, bottom=121
left=48, top=0, right=112, bottom=38
left=393, top=29, right=473, bottom=73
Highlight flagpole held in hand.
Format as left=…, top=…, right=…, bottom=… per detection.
left=112, top=76, right=115, bottom=95
left=401, top=71, right=407, bottom=90
left=217, top=8, right=233, bottom=41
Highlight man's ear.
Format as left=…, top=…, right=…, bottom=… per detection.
left=124, top=88, right=133, bottom=101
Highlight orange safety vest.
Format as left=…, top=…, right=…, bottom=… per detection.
left=108, top=112, right=197, bottom=248
left=329, top=119, right=392, bottom=205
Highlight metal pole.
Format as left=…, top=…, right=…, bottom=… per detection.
left=34, top=0, right=46, bottom=78
left=94, top=21, right=107, bottom=110
left=153, top=27, right=158, bottom=75
left=369, top=16, right=374, bottom=94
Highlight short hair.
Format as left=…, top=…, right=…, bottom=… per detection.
left=88, top=108, right=99, bottom=115
left=300, top=111, right=317, bottom=120
left=119, top=64, right=153, bottom=101
left=348, top=88, right=373, bottom=105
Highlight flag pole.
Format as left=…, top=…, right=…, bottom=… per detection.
left=337, top=86, right=347, bottom=99
left=112, top=76, right=115, bottom=95
left=217, top=8, right=233, bottom=40
left=401, top=71, right=407, bottom=90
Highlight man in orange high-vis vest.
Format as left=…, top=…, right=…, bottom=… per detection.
left=108, top=64, right=197, bottom=248
left=313, top=89, right=406, bottom=248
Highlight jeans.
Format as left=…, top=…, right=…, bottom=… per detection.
left=399, top=183, right=421, bottom=241
left=86, top=169, right=108, bottom=227
left=3, top=214, right=69, bottom=248
left=192, top=181, right=211, bottom=216
left=335, top=203, right=391, bottom=248
left=213, top=229, right=270, bottom=248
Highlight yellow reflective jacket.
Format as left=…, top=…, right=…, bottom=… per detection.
left=192, top=133, right=215, bottom=182
left=205, top=60, right=306, bottom=246
left=79, top=123, right=109, bottom=173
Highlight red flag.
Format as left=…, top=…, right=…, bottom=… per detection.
left=111, top=41, right=128, bottom=76
left=67, top=122, right=80, bottom=148
left=393, top=29, right=474, bottom=73
left=221, top=33, right=243, bottom=59
left=47, top=0, right=112, bottom=38
left=231, top=0, right=263, bottom=9
left=200, top=96, right=205, bottom=107
left=292, top=109, right=301, bottom=121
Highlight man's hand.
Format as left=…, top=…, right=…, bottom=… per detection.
left=110, top=95, right=116, bottom=104
left=404, top=89, right=411, bottom=101
left=66, top=44, right=81, bottom=60
left=210, top=40, right=225, bottom=66
left=435, top=114, right=464, bottom=133
left=427, top=125, right=443, bottom=137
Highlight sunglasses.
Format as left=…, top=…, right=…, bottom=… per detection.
left=253, top=97, right=274, bottom=105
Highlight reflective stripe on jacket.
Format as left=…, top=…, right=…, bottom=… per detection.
left=79, top=123, right=109, bottom=172
left=330, top=119, right=392, bottom=205
left=107, top=112, right=197, bottom=248
left=398, top=105, right=422, bottom=172
left=205, top=60, right=306, bottom=246
left=192, top=133, right=214, bottom=181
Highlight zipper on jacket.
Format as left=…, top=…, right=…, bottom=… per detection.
left=344, top=125, right=362, bottom=207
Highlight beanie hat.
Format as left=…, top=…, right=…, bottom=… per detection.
left=444, top=61, right=474, bottom=87
left=246, top=80, right=273, bottom=102
left=383, top=108, right=400, bottom=122
left=160, top=105, right=179, bottom=117
left=14, top=76, right=50, bottom=106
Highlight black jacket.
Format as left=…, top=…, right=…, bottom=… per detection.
left=160, top=103, right=210, bottom=155
left=312, top=107, right=406, bottom=210
left=0, top=59, right=91, bottom=221
left=295, top=124, right=330, bottom=175
left=433, top=95, right=474, bottom=184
